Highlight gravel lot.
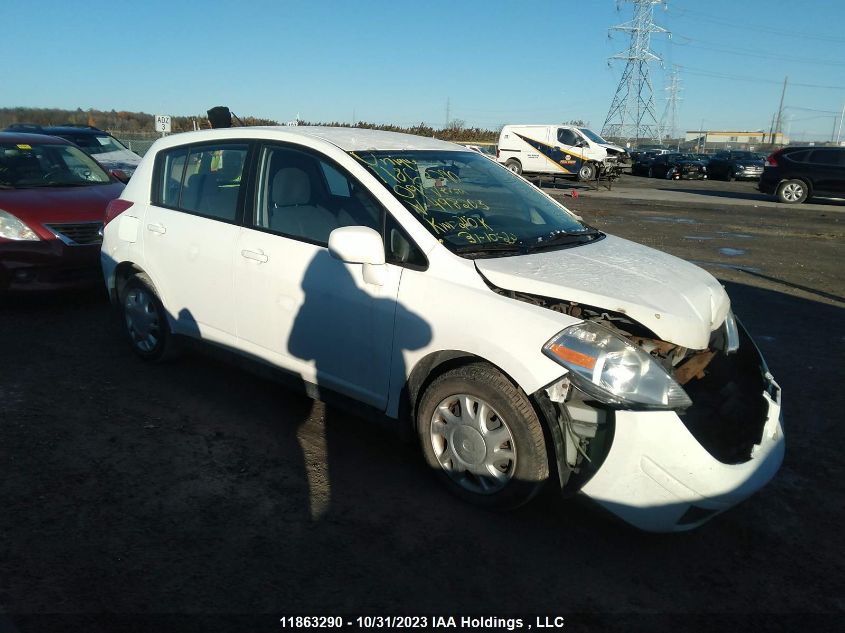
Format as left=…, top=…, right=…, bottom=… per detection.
left=1, top=176, right=843, bottom=632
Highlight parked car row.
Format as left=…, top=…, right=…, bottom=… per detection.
left=629, top=144, right=845, bottom=204
left=631, top=152, right=708, bottom=179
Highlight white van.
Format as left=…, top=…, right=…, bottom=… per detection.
left=497, top=124, right=627, bottom=181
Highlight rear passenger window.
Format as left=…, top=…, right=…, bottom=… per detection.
left=154, top=143, right=248, bottom=222
left=785, top=150, right=810, bottom=163
left=807, top=149, right=845, bottom=166
left=253, top=145, right=380, bottom=245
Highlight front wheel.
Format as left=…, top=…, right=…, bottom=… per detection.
left=577, top=162, right=596, bottom=181
left=776, top=179, right=808, bottom=204
left=417, top=363, right=549, bottom=510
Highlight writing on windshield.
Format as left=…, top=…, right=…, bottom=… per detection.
left=350, top=150, right=587, bottom=252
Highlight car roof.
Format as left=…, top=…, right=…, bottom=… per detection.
left=152, top=126, right=470, bottom=153
left=4, top=124, right=107, bottom=135
left=0, top=131, right=72, bottom=145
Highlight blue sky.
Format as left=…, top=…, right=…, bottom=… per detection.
left=5, top=0, right=845, bottom=140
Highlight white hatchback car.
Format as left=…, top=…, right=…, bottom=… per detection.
left=101, top=127, right=784, bottom=532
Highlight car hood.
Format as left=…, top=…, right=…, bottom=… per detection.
left=474, top=234, right=730, bottom=349
left=0, top=182, right=124, bottom=231
left=676, top=160, right=706, bottom=167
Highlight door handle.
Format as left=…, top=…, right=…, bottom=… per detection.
left=241, top=249, right=269, bottom=263
left=146, top=223, right=166, bottom=235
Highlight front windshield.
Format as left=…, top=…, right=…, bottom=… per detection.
left=350, top=150, right=594, bottom=255
left=63, top=133, right=129, bottom=155
left=0, top=142, right=111, bottom=188
left=579, top=128, right=610, bottom=145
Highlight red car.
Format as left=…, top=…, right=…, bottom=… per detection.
left=0, top=132, right=124, bottom=291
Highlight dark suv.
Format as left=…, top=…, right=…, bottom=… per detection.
left=759, top=146, right=845, bottom=204
left=3, top=124, right=140, bottom=177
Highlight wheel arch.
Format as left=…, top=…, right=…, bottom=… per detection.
left=403, top=349, right=569, bottom=495
left=110, top=261, right=147, bottom=304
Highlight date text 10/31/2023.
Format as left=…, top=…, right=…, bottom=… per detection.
left=278, top=615, right=567, bottom=629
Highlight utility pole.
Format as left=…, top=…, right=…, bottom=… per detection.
left=445, top=97, right=451, bottom=129
left=773, top=76, right=788, bottom=143
left=601, top=0, right=670, bottom=145
left=837, top=99, right=845, bottom=145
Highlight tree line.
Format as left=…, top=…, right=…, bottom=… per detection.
left=0, top=107, right=586, bottom=142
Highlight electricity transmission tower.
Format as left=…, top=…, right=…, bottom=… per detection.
left=660, top=65, right=682, bottom=147
left=601, top=0, right=670, bottom=144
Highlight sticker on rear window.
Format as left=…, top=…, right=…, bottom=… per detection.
left=16, top=144, right=32, bottom=150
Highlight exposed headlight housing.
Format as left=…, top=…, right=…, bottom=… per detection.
left=543, top=321, right=692, bottom=410
left=0, top=209, right=40, bottom=241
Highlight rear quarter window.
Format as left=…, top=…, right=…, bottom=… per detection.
left=807, top=149, right=845, bottom=166
left=153, top=143, right=249, bottom=222
left=784, top=150, right=810, bottom=163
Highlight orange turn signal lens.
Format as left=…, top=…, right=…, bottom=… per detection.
left=549, top=343, right=597, bottom=370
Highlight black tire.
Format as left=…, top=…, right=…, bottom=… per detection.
left=504, top=159, right=522, bottom=175
left=119, top=273, right=177, bottom=362
left=417, top=363, right=549, bottom=510
left=577, top=162, right=596, bottom=182
left=776, top=179, right=808, bottom=204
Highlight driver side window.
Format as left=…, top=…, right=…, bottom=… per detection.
left=557, top=128, right=579, bottom=146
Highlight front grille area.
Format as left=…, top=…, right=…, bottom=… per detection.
left=680, top=324, right=769, bottom=464
left=44, top=222, right=103, bottom=246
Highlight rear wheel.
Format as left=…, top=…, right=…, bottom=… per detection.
left=417, top=363, right=549, bottom=510
left=776, top=179, right=808, bottom=204
left=505, top=159, right=522, bottom=175
left=119, top=274, right=176, bottom=361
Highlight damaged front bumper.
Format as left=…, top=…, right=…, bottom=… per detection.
left=579, top=390, right=782, bottom=532
left=543, top=321, right=784, bottom=532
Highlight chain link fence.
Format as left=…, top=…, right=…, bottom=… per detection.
left=108, top=132, right=166, bottom=156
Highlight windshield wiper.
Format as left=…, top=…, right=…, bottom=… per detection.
left=523, top=229, right=603, bottom=253
left=452, top=241, right=526, bottom=258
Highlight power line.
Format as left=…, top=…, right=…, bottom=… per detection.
left=674, top=65, right=845, bottom=90
left=671, top=36, right=845, bottom=67
left=670, top=6, right=845, bottom=43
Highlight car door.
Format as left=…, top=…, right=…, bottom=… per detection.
left=806, top=149, right=845, bottom=195
left=143, top=141, right=250, bottom=346
left=555, top=127, right=584, bottom=175
left=233, top=143, right=402, bottom=409
left=650, top=155, right=667, bottom=177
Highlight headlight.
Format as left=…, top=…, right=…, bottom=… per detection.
left=0, top=210, right=40, bottom=241
left=543, top=321, right=692, bottom=410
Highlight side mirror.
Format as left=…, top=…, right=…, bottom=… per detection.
left=109, top=169, right=130, bottom=184
left=328, top=226, right=385, bottom=266
left=328, top=226, right=386, bottom=286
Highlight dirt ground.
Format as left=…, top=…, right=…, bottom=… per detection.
left=1, top=177, right=843, bottom=632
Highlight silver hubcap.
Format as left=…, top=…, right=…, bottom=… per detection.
left=429, top=394, right=516, bottom=494
left=124, top=287, right=160, bottom=352
left=782, top=183, right=803, bottom=201
left=580, top=166, right=592, bottom=179
left=508, top=164, right=519, bottom=173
